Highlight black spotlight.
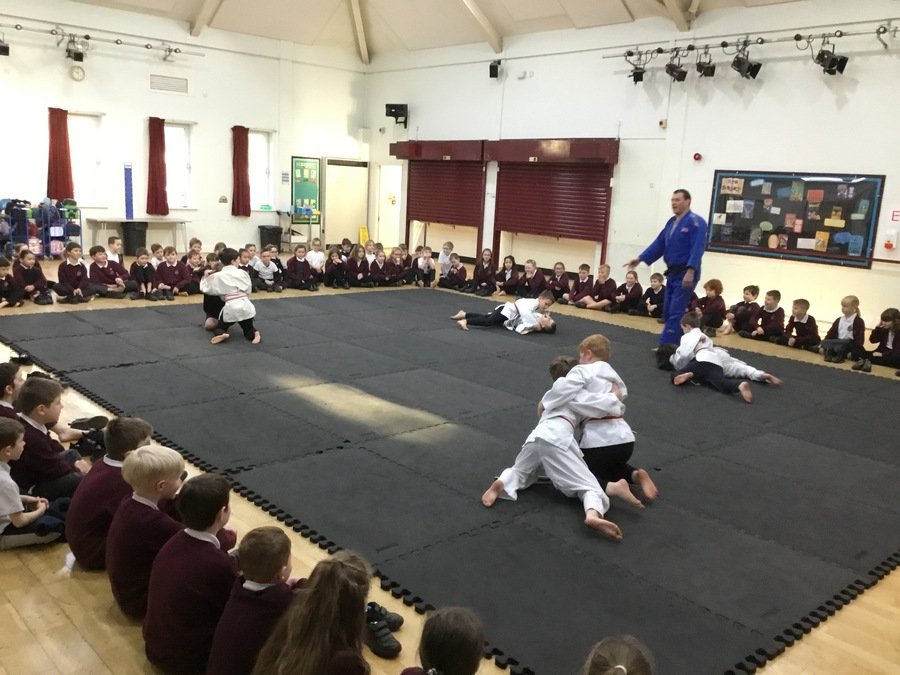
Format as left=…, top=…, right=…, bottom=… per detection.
left=665, top=61, right=687, bottom=82
left=815, top=48, right=848, bottom=75
left=731, top=54, right=761, bottom=79
left=0, top=41, right=9, bottom=57
left=696, top=60, right=715, bottom=77
left=489, top=59, right=501, bottom=78
left=631, top=67, right=645, bottom=84
left=385, top=103, right=408, bottom=128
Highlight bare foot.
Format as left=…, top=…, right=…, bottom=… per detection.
left=632, top=468, right=659, bottom=501
left=584, top=510, right=623, bottom=541
left=605, top=479, right=644, bottom=509
left=210, top=333, right=230, bottom=345
left=481, top=480, right=504, bottom=507
left=718, top=324, right=734, bottom=335
left=456, top=319, right=469, bottom=331
left=673, top=372, right=694, bottom=386
left=251, top=331, right=261, bottom=344
left=738, top=381, right=753, bottom=403
left=762, top=373, right=782, bottom=386
left=450, top=310, right=465, bottom=320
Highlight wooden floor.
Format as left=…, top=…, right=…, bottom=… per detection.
left=0, top=270, right=897, bottom=674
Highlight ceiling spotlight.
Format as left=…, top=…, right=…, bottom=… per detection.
left=15, top=24, right=22, bottom=31
left=145, top=43, right=153, bottom=49
left=815, top=45, right=848, bottom=75
left=731, top=51, right=761, bottom=79
left=115, top=38, right=123, bottom=45
left=665, top=61, right=687, bottom=82
left=0, top=40, right=8, bottom=57
left=631, top=67, right=645, bottom=84
left=696, top=60, right=715, bottom=77
left=65, top=35, right=89, bottom=62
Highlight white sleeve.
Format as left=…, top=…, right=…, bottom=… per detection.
left=671, top=331, right=699, bottom=370
left=567, top=392, right=625, bottom=418
left=540, top=366, right=591, bottom=412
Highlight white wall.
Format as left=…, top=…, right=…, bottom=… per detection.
left=0, top=0, right=367, bottom=249
left=364, top=0, right=900, bottom=325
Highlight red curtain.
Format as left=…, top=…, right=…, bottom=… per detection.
left=47, top=108, right=74, bottom=200
left=147, top=117, right=169, bottom=215
left=231, top=125, right=251, bottom=217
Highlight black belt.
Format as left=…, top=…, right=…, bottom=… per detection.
left=664, top=264, right=688, bottom=276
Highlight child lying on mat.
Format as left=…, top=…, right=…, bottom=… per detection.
left=451, top=290, right=556, bottom=334
left=481, top=355, right=625, bottom=541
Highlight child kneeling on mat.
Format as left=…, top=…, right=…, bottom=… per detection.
left=200, top=247, right=261, bottom=345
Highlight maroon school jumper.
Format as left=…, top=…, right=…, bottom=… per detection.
left=590, top=278, right=617, bottom=303
left=569, top=276, right=593, bottom=302
left=443, top=264, right=468, bottom=289
left=369, top=260, right=388, bottom=284
left=753, top=306, right=786, bottom=337
left=285, top=256, right=314, bottom=287
left=824, top=315, right=866, bottom=345
left=57, top=260, right=91, bottom=292
left=784, top=315, right=820, bottom=347
left=613, top=281, right=644, bottom=311
left=347, top=258, right=370, bottom=284
left=729, top=300, right=760, bottom=332
left=691, top=295, right=725, bottom=326
left=472, top=261, right=496, bottom=289
left=206, top=580, right=298, bottom=675
left=10, top=417, right=80, bottom=492
left=495, top=268, right=519, bottom=294
left=13, top=260, right=49, bottom=292
left=89, top=261, right=131, bottom=285
left=143, top=530, right=238, bottom=674
left=546, top=273, right=570, bottom=298
left=384, top=260, right=405, bottom=284
left=65, top=457, right=130, bottom=570
left=517, top=269, right=545, bottom=296
left=155, top=261, right=193, bottom=292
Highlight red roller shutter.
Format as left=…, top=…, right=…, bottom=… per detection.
left=494, top=163, right=613, bottom=242
left=407, top=161, right=485, bottom=227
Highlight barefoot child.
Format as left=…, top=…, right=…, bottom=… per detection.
left=672, top=313, right=753, bottom=402
left=452, top=291, right=556, bottom=334
left=200, top=247, right=261, bottom=345
left=482, top=355, right=624, bottom=541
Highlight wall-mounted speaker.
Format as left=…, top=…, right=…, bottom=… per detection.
left=385, top=103, right=408, bottom=128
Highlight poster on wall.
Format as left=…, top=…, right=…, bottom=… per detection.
left=291, top=156, right=322, bottom=225
left=707, top=169, right=885, bottom=269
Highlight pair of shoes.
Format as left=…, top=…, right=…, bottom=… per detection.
left=10, top=353, right=33, bottom=366
left=342, top=281, right=350, bottom=289
left=703, top=327, right=717, bottom=337
left=824, top=350, right=834, bottom=362
left=273, top=285, right=284, bottom=293
left=365, top=616, right=402, bottom=659
left=556, top=298, right=568, bottom=305
left=737, top=330, right=752, bottom=338
left=574, top=301, right=587, bottom=309
left=165, top=291, right=175, bottom=301
left=768, top=336, right=781, bottom=343
left=128, top=291, right=143, bottom=301
left=106, top=290, right=126, bottom=299
left=366, top=602, right=403, bottom=631
left=852, top=358, right=872, bottom=373
left=69, top=416, right=109, bottom=431
left=627, top=308, right=639, bottom=315
left=309, top=283, right=319, bottom=292
left=78, top=294, right=91, bottom=303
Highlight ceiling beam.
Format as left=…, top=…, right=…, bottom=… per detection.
left=190, top=0, right=224, bottom=37
left=349, top=0, right=370, bottom=65
left=688, top=0, right=703, bottom=15
left=659, top=0, right=691, bottom=31
left=460, top=0, right=502, bottom=54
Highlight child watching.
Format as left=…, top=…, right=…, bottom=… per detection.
left=494, top=254, right=519, bottom=295
left=401, top=607, right=485, bottom=675
left=254, top=550, right=386, bottom=673
left=106, top=445, right=186, bottom=618
left=634, top=272, right=665, bottom=317
left=855, top=307, right=900, bottom=373
left=149, top=243, right=164, bottom=269
left=516, top=259, right=546, bottom=298
left=181, top=237, right=203, bottom=264
left=610, top=270, right=643, bottom=314
left=438, top=253, right=468, bottom=290
left=821, top=295, right=865, bottom=363
left=415, top=246, right=436, bottom=287
left=207, top=527, right=301, bottom=675
left=362, top=239, right=376, bottom=264
left=560, top=264, right=593, bottom=305
left=156, top=246, right=195, bottom=299
left=740, top=289, right=784, bottom=341
left=66, top=417, right=153, bottom=570
left=88, top=245, right=138, bottom=299
left=285, top=244, right=318, bottom=291
left=106, top=235, right=123, bottom=264
left=673, top=313, right=752, bottom=402
left=545, top=262, right=570, bottom=301
left=253, top=247, right=284, bottom=292
left=55, top=242, right=96, bottom=304
left=719, top=284, right=760, bottom=336
left=576, top=264, right=616, bottom=311
left=307, top=237, right=326, bottom=283
left=201, top=247, right=261, bottom=345
left=0, top=418, right=68, bottom=550
left=129, top=247, right=158, bottom=301
left=438, top=240, right=454, bottom=278
left=13, top=250, right=53, bottom=305
left=213, top=241, right=227, bottom=256
left=11, top=377, right=88, bottom=499
left=452, top=291, right=557, bottom=334
left=369, top=250, right=389, bottom=286
left=143, top=474, right=238, bottom=674
left=244, top=243, right=260, bottom=268
left=464, top=248, right=495, bottom=296
left=776, top=298, right=820, bottom=351
left=339, top=238, right=354, bottom=262
left=0, top=257, right=24, bottom=309
left=190, top=250, right=209, bottom=284
left=347, top=244, right=372, bottom=287
left=690, top=278, right=726, bottom=335
left=580, top=635, right=654, bottom=675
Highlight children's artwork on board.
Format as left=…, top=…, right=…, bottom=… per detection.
left=848, top=235, right=864, bottom=256
left=784, top=213, right=797, bottom=230
left=713, top=213, right=727, bottom=225
left=807, top=188, right=825, bottom=202
left=749, top=226, right=763, bottom=246
left=725, top=199, right=743, bottom=213
left=793, top=218, right=804, bottom=232
left=778, top=234, right=789, bottom=249
left=836, top=184, right=855, bottom=200
left=814, top=231, right=830, bottom=252
left=856, top=199, right=870, bottom=216
left=789, top=181, right=804, bottom=201
left=761, top=181, right=773, bottom=196
left=831, top=205, right=843, bottom=219
left=720, top=177, right=745, bottom=195
left=807, top=203, right=821, bottom=221
left=742, top=200, right=755, bottom=218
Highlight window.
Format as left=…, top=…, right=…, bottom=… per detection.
left=164, top=123, right=192, bottom=208
left=68, top=113, right=103, bottom=206
left=248, top=130, right=272, bottom=209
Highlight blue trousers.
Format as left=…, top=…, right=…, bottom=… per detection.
left=660, top=271, right=698, bottom=345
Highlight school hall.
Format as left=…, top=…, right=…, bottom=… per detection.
left=1, top=1, right=899, bottom=674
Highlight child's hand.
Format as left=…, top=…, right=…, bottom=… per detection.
left=726, top=312, right=735, bottom=320
left=74, top=458, right=91, bottom=473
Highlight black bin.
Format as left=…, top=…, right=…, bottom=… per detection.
left=122, top=221, right=148, bottom=256
left=258, top=225, right=283, bottom=251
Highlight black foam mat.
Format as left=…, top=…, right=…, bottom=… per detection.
left=2, top=292, right=897, bottom=674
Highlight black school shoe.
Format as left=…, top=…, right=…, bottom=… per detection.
left=70, top=416, right=109, bottom=431
left=366, top=601, right=403, bottom=631
left=365, top=618, right=402, bottom=659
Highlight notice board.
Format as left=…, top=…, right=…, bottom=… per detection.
left=707, top=170, right=885, bottom=269
left=292, top=156, right=322, bottom=225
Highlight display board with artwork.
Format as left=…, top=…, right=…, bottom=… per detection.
left=291, top=156, right=322, bottom=225
left=707, top=170, right=885, bottom=269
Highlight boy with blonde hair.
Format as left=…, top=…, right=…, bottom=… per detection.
left=106, top=445, right=186, bottom=618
